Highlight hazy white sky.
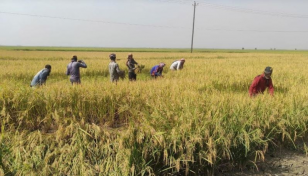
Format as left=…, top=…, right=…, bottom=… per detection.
left=0, top=0, right=308, bottom=49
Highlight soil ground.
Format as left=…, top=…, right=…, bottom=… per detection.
left=216, top=142, right=308, bottom=176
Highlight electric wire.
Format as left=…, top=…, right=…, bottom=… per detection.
left=0, top=11, right=190, bottom=29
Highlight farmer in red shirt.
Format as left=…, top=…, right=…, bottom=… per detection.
left=249, top=66, right=274, bottom=97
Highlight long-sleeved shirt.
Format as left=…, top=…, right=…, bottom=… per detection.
left=150, top=65, right=163, bottom=76
left=109, top=61, right=122, bottom=82
left=30, top=68, right=50, bottom=87
left=126, top=59, right=138, bottom=73
left=170, top=60, right=184, bottom=70
left=66, top=61, right=87, bottom=82
left=249, top=74, right=274, bottom=96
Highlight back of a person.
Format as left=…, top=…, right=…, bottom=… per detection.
left=250, top=75, right=272, bottom=93
left=30, top=66, right=51, bottom=87
left=68, top=62, right=85, bottom=80
left=109, top=62, right=119, bottom=81
left=150, top=64, right=165, bottom=77
left=150, top=65, right=159, bottom=75
left=30, top=69, right=44, bottom=87
left=170, top=61, right=180, bottom=70
left=66, top=58, right=87, bottom=84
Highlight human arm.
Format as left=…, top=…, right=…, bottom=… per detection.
left=176, top=62, right=181, bottom=70
left=126, top=60, right=134, bottom=70
left=127, top=60, right=138, bottom=71
left=249, top=76, right=260, bottom=97
left=132, top=60, right=138, bottom=70
left=157, top=68, right=163, bottom=76
left=66, top=64, right=71, bottom=75
left=115, top=63, right=122, bottom=73
left=132, top=59, right=138, bottom=66
left=39, top=69, right=50, bottom=85
left=78, top=60, right=87, bottom=68
left=126, top=60, right=130, bottom=68
left=151, top=66, right=158, bottom=76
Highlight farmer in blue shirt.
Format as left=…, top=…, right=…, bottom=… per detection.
left=150, top=63, right=165, bottom=78
left=30, top=65, right=52, bottom=87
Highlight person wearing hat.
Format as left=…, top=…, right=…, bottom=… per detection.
left=109, top=53, right=124, bottom=83
left=30, top=64, right=52, bottom=87
left=170, top=58, right=185, bottom=71
left=66, top=55, right=87, bottom=85
left=126, top=53, right=139, bottom=81
left=150, top=63, right=165, bottom=78
left=249, top=66, right=274, bottom=97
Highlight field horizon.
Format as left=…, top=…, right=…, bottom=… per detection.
left=0, top=46, right=307, bottom=53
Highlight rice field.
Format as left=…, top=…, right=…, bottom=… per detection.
left=0, top=48, right=308, bottom=175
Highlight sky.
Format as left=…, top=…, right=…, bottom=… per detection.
left=0, top=0, right=308, bottom=49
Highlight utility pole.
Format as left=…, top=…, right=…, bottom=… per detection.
left=191, top=1, right=198, bottom=53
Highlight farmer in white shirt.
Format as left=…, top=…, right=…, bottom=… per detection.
left=170, top=58, right=185, bottom=71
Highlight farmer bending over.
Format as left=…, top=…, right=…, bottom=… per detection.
left=249, top=66, right=274, bottom=97
left=30, top=64, right=52, bottom=87
left=150, top=63, right=165, bottom=78
left=170, top=58, right=185, bottom=71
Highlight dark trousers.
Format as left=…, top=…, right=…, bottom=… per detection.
left=128, top=72, right=137, bottom=81
left=70, top=78, right=81, bottom=85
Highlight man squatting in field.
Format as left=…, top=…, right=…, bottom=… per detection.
left=249, top=66, right=274, bottom=97
left=66, top=55, right=87, bottom=85
left=170, top=58, right=185, bottom=71
left=126, top=53, right=139, bottom=81
left=30, top=65, right=52, bottom=87
left=150, top=63, right=165, bottom=78
left=109, top=53, right=124, bottom=83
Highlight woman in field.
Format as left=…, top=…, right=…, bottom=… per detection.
left=126, top=53, right=139, bottom=81
left=150, top=63, right=165, bottom=78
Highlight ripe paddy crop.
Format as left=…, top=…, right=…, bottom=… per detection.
left=0, top=48, right=308, bottom=175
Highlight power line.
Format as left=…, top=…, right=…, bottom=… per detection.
left=196, top=1, right=308, bottom=19
left=1, top=11, right=308, bottom=33
left=196, top=27, right=308, bottom=33
left=0, top=11, right=189, bottom=29
left=143, top=0, right=190, bottom=5
left=144, top=0, right=308, bottom=19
